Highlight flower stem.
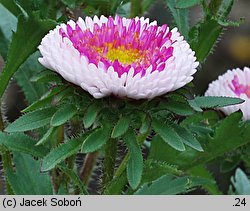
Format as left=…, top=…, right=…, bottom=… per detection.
left=114, top=132, right=149, bottom=178
left=130, top=0, right=143, bottom=17
left=1, top=151, right=14, bottom=194
left=52, top=125, right=65, bottom=193
left=114, top=154, right=129, bottom=178
left=0, top=101, right=13, bottom=194
left=79, top=152, right=99, bottom=184
left=102, top=138, right=117, bottom=192
left=0, top=100, right=4, bottom=131
left=57, top=125, right=65, bottom=144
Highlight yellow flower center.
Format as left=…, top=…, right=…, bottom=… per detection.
left=106, top=45, right=141, bottom=65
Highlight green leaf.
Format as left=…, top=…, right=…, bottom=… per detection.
left=189, top=165, right=222, bottom=194
left=5, top=0, right=59, bottom=19
left=150, top=112, right=250, bottom=170
left=42, top=134, right=87, bottom=171
left=220, top=155, right=241, bottom=173
left=5, top=107, right=56, bottom=132
left=176, top=0, right=202, bottom=8
left=164, top=0, right=189, bottom=38
left=0, top=4, right=16, bottom=59
left=0, top=11, right=57, bottom=99
left=30, top=69, right=61, bottom=83
left=181, top=110, right=219, bottom=127
left=36, top=127, right=57, bottom=146
left=52, top=86, right=74, bottom=104
left=124, top=130, right=143, bottom=189
left=190, top=0, right=236, bottom=62
left=159, top=100, right=195, bottom=116
left=6, top=152, right=53, bottom=195
left=22, top=85, right=68, bottom=112
left=217, top=18, right=244, bottom=27
left=242, top=144, right=250, bottom=169
left=81, top=125, right=112, bottom=153
left=172, top=124, right=203, bottom=151
left=139, top=114, right=151, bottom=134
left=230, top=168, right=250, bottom=195
left=0, top=132, right=49, bottom=157
left=0, top=3, right=17, bottom=38
left=149, top=135, right=180, bottom=164
left=188, top=96, right=244, bottom=110
left=208, top=0, right=223, bottom=16
left=30, top=70, right=53, bottom=82
left=14, top=52, right=48, bottom=104
left=51, top=104, right=78, bottom=126
left=0, top=28, right=8, bottom=59
left=142, top=160, right=183, bottom=184
left=15, top=0, right=48, bottom=14
left=83, top=102, right=102, bottom=128
left=22, top=94, right=53, bottom=113
left=190, top=19, right=222, bottom=62
left=152, top=118, right=185, bottom=151
left=111, top=116, right=130, bottom=138
left=134, top=174, right=212, bottom=195
left=116, top=1, right=130, bottom=17
left=209, top=0, right=234, bottom=21
left=58, top=164, right=89, bottom=195
left=0, top=0, right=21, bottom=16
left=104, top=172, right=127, bottom=195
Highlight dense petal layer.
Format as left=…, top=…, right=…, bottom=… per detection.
left=38, top=15, right=198, bottom=99
left=205, top=67, right=250, bottom=120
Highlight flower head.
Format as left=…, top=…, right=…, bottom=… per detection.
left=38, top=15, right=198, bottom=99
left=205, top=67, right=250, bottom=120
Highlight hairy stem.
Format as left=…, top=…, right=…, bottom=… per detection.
left=68, top=117, right=82, bottom=171
left=0, top=101, right=13, bottom=194
left=102, top=138, right=117, bottom=192
left=130, top=0, right=142, bottom=17
left=105, top=133, right=149, bottom=194
left=114, top=132, right=149, bottom=178
left=1, top=151, right=14, bottom=194
left=0, top=100, right=4, bottom=131
left=57, top=125, right=65, bottom=144
left=79, top=152, right=99, bottom=185
left=52, top=125, right=65, bottom=193
left=51, top=170, right=60, bottom=193
left=114, top=154, right=129, bottom=178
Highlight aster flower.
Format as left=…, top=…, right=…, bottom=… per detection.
left=38, top=15, right=198, bottom=99
left=205, top=67, right=250, bottom=120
